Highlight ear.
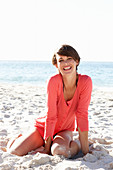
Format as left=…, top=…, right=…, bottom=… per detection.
left=55, top=64, right=58, bottom=68
left=76, top=60, right=79, bottom=66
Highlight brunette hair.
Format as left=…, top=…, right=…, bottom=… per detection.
left=52, top=45, right=80, bottom=68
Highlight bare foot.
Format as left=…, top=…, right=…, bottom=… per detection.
left=7, top=134, right=22, bottom=151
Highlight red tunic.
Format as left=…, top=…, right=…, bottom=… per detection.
left=35, top=74, right=92, bottom=140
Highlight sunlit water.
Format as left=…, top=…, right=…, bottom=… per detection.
left=0, top=61, right=113, bottom=88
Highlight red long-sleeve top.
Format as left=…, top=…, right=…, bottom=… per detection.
left=35, top=74, right=92, bottom=140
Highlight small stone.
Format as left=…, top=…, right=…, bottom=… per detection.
left=4, top=114, right=10, bottom=118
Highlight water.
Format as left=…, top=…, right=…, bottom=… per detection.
left=0, top=61, right=56, bottom=86
left=78, top=61, right=113, bottom=88
left=0, top=60, right=113, bottom=88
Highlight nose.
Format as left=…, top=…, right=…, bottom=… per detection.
left=64, top=60, right=69, bottom=65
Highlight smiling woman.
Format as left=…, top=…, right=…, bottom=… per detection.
left=52, top=45, right=80, bottom=68
left=55, top=55, right=79, bottom=75
left=52, top=45, right=80, bottom=79
left=7, top=44, right=92, bottom=158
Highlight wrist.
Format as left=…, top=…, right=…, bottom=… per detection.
left=45, top=136, right=52, bottom=144
left=44, top=136, right=52, bottom=153
left=81, top=144, right=89, bottom=155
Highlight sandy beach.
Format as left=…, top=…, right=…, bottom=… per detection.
left=0, top=83, right=113, bottom=170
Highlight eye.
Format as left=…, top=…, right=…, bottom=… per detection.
left=59, top=58, right=64, bottom=62
left=67, top=57, right=72, bottom=60
left=59, top=60, right=63, bottom=62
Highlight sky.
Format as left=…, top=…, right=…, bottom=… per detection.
left=0, top=0, right=113, bottom=62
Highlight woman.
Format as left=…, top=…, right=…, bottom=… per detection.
left=7, top=45, right=92, bottom=158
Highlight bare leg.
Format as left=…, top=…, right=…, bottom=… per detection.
left=7, top=128, right=44, bottom=156
left=51, top=130, right=80, bottom=158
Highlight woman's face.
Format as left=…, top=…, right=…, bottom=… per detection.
left=56, top=54, right=78, bottom=76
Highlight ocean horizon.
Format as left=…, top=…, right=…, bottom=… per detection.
left=0, top=60, right=113, bottom=88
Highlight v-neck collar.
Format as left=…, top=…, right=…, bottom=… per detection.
left=60, top=74, right=80, bottom=106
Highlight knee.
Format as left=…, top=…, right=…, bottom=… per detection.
left=51, top=143, right=66, bottom=156
left=51, top=143, right=70, bottom=158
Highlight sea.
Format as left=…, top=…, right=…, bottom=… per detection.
left=0, top=60, right=113, bottom=89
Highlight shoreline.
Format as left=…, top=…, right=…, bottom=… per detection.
left=0, top=83, right=113, bottom=169
left=1, top=81, right=113, bottom=88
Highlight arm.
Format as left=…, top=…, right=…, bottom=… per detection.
left=44, top=76, right=58, bottom=141
left=76, top=76, right=92, bottom=132
left=78, top=127, right=89, bottom=155
left=76, top=76, right=92, bottom=154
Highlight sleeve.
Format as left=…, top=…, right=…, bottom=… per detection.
left=44, top=77, right=58, bottom=140
left=76, top=76, right=92, bottom=132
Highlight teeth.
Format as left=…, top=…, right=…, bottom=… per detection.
left=64, top=67, right=71, bottom=70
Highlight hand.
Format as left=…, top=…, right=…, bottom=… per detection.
left=78, top=127, right=89, bottom=155
left=44, top=136, right=52, bottom=154
left=30, top=136, right=52, bottom=155
left=30, top=146, right=50, bottom=155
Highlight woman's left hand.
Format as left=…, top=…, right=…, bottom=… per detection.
left=30, top=146, right=50, bottom=155
left=30, top=136, right=52, bottom=155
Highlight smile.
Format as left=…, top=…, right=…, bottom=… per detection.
left=63, top=66, right=72, bottom=70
